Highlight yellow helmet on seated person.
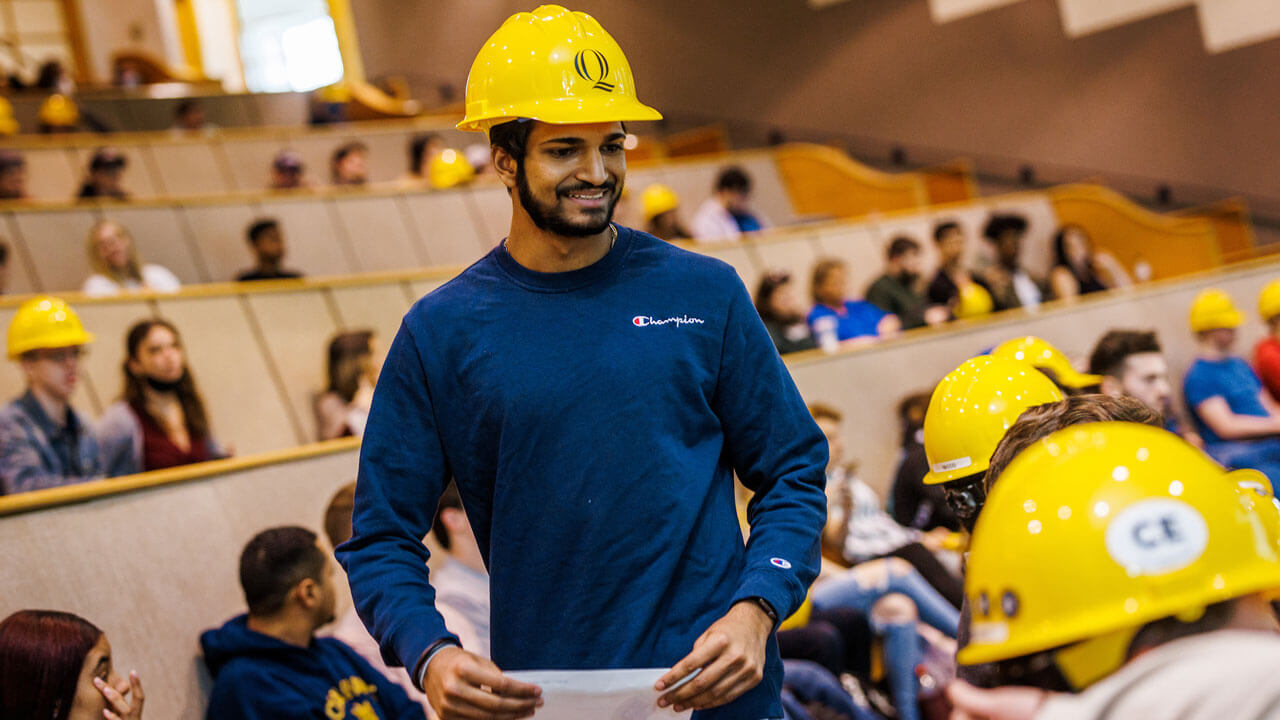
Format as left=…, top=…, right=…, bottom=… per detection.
left=457, top=4, right=662, bottom=135
left=991, top=336, right=1102, bottom=391
left=1258, top=280, right=1280, bottom=324
left=953, top=282, right=993, bottom=319
left=1189, top=288, right=1243, bottom=333
left=38, top=94, right=79, bottom=128
left=923, top=356, right=1063, bottom=487
left=8, top=296, right=94, bottom=358
left=959, top=422, right=1280, bottom=689
left=640, top=184, right=679, bottom=221
left=0, top=97, right=18, bottom=136
left=428, top=149, right=476, bottom=190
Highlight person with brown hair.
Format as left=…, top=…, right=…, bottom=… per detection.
left=754, top=269, right=818, bottom=355
left=77, top=148, right=130, bottom=201
left=808, top=257, right=901, bottom=352
left=95, top=319, right=224, bottom=476
left=331, top=141, right=370, bottom=186
left=890, top=391, right=960, bottom=532
left=81, top=220, right=180, bottom=297
left=0, top=609, right=145, bottom=720
left=315, top=330, right=378, bottom=440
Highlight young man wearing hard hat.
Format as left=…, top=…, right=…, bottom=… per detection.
left=947, top=422, right=1280, bottom=719
left=921, top=355, right=1064, bottom=533
left=337, top=7, right=827, bottom=720
left=1183, top=288, right=1280, bottom=489
left=0, top=297, right=101, bottom=494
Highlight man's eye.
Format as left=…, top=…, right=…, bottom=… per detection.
left=602, top=144, right=624, bottom=154
left=548, top=148, right=575, bottom=158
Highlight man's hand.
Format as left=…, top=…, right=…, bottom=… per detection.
left=655, top=601, right=772, bottom=713
left=946, top=680, right=1049, bottom=720
left=425, top=646, right=542, bottom=720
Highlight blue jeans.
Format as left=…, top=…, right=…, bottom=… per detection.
left=809, top=566, right=961, bottom=637
left=782, top=659, right=880, bottom=720
left=1204, top=438, right=1280, bottom=494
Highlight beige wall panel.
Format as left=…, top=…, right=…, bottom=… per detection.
left=70, top=146, right=162, bottom=199
left=22, top=147, right=79, bottom=201
left=736, top=155, right=797, bottom=226
left=150, top=143, right=232, bottom=197
left=328, top=285, right=413, bottom=370
left=359, top=131, right=410, bottom=184
left=0, top=447, right=359, bottom=719
left=788, top=258, right=1280, bottom=497
left=662, top=162, right=722, bottom=231
left=466, top=184, right=512, bottom=245
left=1, top=214, right=39, bottom=295
left=220, top=137, right=286, bottom=192
left=751, top=234, right=822, bottom=302
left=330, top=195, right=425, bottom=272
left=256, top=197, right=355, bottom=277
left=181, top=203, right=262, bottom=283
left=12, top=208, right=100, bottom=292
left=814, top=225, right=884, bottom=298
left=251, top=92, right=311, bottom=127
left=154, top=296, right=299, bottom=454
left=401, top=191, right=487, bottom=266
left=244, top=291, right=337, bottom=444
left=106, top=206, right=205, bottom=284
left=74, top=300, right=157, bottom=416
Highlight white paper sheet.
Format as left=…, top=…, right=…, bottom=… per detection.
left=506, top=668, right=693, bottom=720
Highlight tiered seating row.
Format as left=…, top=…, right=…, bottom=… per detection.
left=2, top=149, right=797, bottom=294
left=6, top=253, right=1280, bottom=719
left=9, top=116, right=474, bottom=200
left=7, top=90, right=313, bottom=134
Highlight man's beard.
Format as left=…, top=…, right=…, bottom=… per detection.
left=516, top=165, right=619, bottom=237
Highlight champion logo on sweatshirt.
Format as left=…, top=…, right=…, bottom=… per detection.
left=632, top=315, right=705, bottom=328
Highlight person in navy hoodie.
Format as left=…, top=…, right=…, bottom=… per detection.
left=336, top=6, right=828, bottom=720
left=201, top=526, right=424, bottom=720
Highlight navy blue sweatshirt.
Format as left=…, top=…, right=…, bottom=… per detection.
left=200, top=615, right=424, bottom=719
left=337, top=226, right=828, bottom=719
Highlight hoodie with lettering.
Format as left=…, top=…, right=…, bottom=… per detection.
left=339, top=226, right=829, bottom=720
left=200, top=614, right=425, bottom=720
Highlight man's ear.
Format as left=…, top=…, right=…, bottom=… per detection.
left=295, top=578, right=320, bottom=609
left=1099, top=375, right=1122, bottom=397
left=492, top=147, right=519, bottom=190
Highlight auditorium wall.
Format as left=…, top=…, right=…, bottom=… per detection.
left=352, top=0, right=1280, bottom=205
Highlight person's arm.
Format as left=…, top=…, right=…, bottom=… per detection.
left=314, top=393, right=352, bottom=441
left=1093, top=251, right=1132, bottom=288
left=94, top=404, right=142, bottom=478
left=0, top=414, right=100, bottom=494
left=1049, top=266, right=1078, bottom=301
left=658, top=275, right=828, bottom=712
left=1194, top=396, right=1280, bottom=440
left=335, top=322, right=539, bottom=720
left=1255, top=343, right=1280, bottom=402
left=876, top=312, right=901, bottom=339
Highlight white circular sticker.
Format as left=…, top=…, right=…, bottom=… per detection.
left=1105, top=499, right=1208, bottom=576
left=770, top=557, right=792, bottom=570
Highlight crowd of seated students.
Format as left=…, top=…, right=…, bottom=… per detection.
left=0, top=297, right=380, bottom=495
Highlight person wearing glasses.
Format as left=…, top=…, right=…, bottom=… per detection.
left=0, top=296, right=102, bottom=494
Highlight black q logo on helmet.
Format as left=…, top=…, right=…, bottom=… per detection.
left=574, top=49, right=614, bottom=92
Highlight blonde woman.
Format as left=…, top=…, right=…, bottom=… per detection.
left=81, top=220, right=180, bottom=297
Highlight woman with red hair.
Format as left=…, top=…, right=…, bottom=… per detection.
left=0, top=609, right=144, bottom=719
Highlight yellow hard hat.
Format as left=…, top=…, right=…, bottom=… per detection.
left=457, top=4, right=662, bottom=134
left=923, top=355, right=1064, bottom=486
left=7, top=296, right=94, bottom=358
left=428, top=148, right=475, bottom=190
left=953, top=282, right=993, bottom=319
left=1258, top=280, right=1280, bottom=323
left=778, top=593, right=813, bottom=632
left=640, top=184, right=679, bottom=220
left=1189, top=288, right=1243, bottom=333
left=0, top=97, right=17, bottom=136
left=959, top=422, right=1280, bottom=688
left=991, top=336, right=1102, bottom=390
left=38, top=94, right=79, bottom=128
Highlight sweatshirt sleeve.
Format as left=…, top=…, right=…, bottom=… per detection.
left=335, top=320, right=459, bottom=681
left=205, top=671, right=316, bottom=720
left=712, top=275, right=828, bottom=622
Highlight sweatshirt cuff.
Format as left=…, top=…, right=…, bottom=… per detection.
left=414, top=638, right=462, bottom=691
left=731, top=567, right=804, bottom=630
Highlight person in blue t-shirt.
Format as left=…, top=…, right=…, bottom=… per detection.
left=1182, top=289, right=1280, bottom=488
left=337, top=8, right=828, bottom=720
left=807, top=257, right=901, bottom=352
